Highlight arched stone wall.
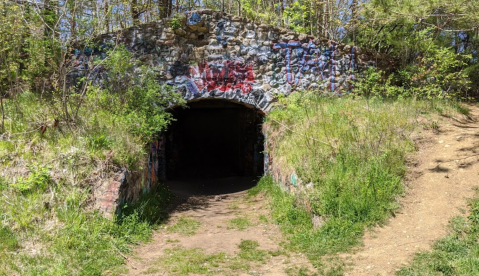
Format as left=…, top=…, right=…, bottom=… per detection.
left=73, top=10, right=392, bottom=112
left=85, top=10, right=393, bottom=216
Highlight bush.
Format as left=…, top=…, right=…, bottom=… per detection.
left=355, top=30, right=471, bottom=100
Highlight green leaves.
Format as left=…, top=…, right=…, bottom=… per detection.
left=11, top=164, right=52, bottom=194
left=100, top=45, right=184, bottom=142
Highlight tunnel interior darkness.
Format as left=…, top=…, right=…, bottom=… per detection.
left=165, top=100, right=264, bottom=181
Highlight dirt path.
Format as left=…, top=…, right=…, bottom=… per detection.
left=343, top=105, right=479, bottom=276
left=122, top=177, right=315, bottom=276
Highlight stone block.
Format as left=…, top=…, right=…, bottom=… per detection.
left=174, top=28, right=187, bottom=36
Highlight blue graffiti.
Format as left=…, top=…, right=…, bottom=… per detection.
left=273, top=40, right=335, bottom=89
left=187, top=12, right=202, bottom=25
left=216, top=20, right=229, bottom=46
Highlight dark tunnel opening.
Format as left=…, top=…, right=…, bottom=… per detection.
left=164, top=100, right=265, bottom=193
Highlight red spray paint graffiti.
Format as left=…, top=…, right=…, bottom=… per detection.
left=186, top=59, right=256, bottom=94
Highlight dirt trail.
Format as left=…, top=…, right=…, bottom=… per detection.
left=122, top=177, right=314, bottom=276
left=343, top=105, right=479, bottom=276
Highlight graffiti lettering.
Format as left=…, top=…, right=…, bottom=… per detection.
left=272, top=40, right=337, bottom=88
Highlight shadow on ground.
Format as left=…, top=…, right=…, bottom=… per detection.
left=165, top=176, right=260, bottom=213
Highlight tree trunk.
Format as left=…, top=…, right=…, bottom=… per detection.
left=130, top=0, right=140, bottom=25
left=104, top=0, right=110, bottom=32
left=0, top=95, right=4, bottom=134
left=351, top=0, right=357, bottom=44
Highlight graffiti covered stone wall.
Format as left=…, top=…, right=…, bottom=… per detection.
left=74, top=9, right=391, bottom=112
left=82, top=10, right=393, bottom=216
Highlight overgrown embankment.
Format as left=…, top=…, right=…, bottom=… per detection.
left=255, top=93, right=467, bottom=268
left=0, top=46, right=180, bottom=275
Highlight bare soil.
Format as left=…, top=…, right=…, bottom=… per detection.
left=122, top=177, right=315, bottom=276
left=342, top=105, right=479, bottom=276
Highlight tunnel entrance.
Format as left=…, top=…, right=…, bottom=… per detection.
left=165, top=99, right=264, bottom=181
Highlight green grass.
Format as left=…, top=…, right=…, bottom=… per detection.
left=167, top=217, right=201, bottom=236
left=237, top=239, right=267, bottom=262
left=154, top=240, right=281, bottom=275
left=285, top=266, right=319, bottom=276
left=255, top=93, right=464, bottom=267
left=156, top=247, right=227, bottom=275
left=396, top=194, right=479, bottom=276
left=0, top=92, right=169, bottom=275
left=0, top=226, right=19, bottom=251
left=228, top=216, right=253, bottom=231
left=259, top=214, right=269, bottom=223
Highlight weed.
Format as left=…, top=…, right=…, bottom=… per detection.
left=285, top=265, right=319, bottom=276
left=169, top=14, right=184, bottom=30
left=0, top=176, right=7, bottom=191
left=87, top=133, right=112, bottom=152
left=455, top=103, right=471, bottom=116
left=157, top=247, right=227, bottom=275
left=11, top=164, right=51, bottom=194
left=0, top=226, right=19, bottom=251
left=238, top=239, right=260, bottom=250
left=118, top=183, right=171, bottom=225
left=238, top=239, right=267, bottom=262
left=259, top=214, right=269, bottom=223
left=228, top=216, right=253, bottom=231
left=268, top=249, right=288, bottom=257
left=167, top=217, right=201, bottom=236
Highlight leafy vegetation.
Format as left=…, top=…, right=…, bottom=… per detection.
left=0, top=12, right=181, bottom=274
left=237, top=239, right=268, bottom=262
left=0, top=87, right=176, bottom=275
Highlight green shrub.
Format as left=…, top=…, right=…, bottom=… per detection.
left=98, top=45, right=185, bottom=142
left=355, top=30, right=471, bottom=100
left=169, top=14, right=183, bottom=30
left=12, top=164, right=51, bottom=194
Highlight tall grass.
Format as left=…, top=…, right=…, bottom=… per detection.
left=0, top=91, right=168, bottom=275
left=255, top=92, right=463, bottom=265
